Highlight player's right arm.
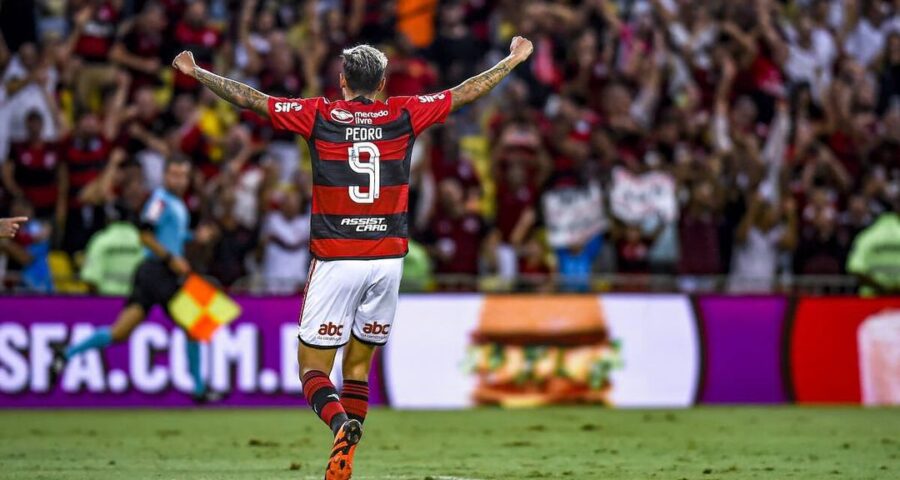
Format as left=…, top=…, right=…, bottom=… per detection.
left=171, top=51, right=270, bottom=118
left=138, top=193, right=191, bottom=276
left=448, top=36, right=533, bottom=112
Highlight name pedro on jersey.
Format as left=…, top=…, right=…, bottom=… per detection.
left=345, top=127, right=383, bottom=142
left=341, top=217, right=388, bottom=232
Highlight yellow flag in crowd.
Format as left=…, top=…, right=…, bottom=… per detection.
left=168, top=274, right=241, bottom=341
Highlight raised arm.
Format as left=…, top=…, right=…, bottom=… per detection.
left=449, top=36, right=533, bottom=112
left=171, top=50, right=270, bottom=118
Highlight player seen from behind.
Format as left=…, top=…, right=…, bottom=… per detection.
left=172, top=36, right=534, bottom=479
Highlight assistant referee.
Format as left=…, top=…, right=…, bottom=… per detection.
left=52, top=155, right=222, bottom=403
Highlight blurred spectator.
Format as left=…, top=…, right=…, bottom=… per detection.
left=425, top=178, right=494, bottom=285
left=795, top=202, right=846, bottom=275
left=4, top=198, right=53, bottom=292
left=847, top=203, right=900, bottom=296
left=260, top=188, right=310, bottom=294
left=110, top=2, right=166, bottom=94
left=0, top=40, right=59, bottom=160
left=613, top=219, right=665, bottom=275
left=517, top=232, right=554, bottom=292
left=729, top=195, right=798, bottom=292
left=65, top=0, right=122, bottom=111
left=678, top=180, right=723, bottom=280
left=80, top=203, right=144, bottom=296
left=387, top=34, right=438, bottom=97
left=400, top=239, right=434, bottom=292
left=2, top=110, right=66, bottom=227
left=171, top=0, right=222, bottom=93
left=61, top=105, right=123, bottom=252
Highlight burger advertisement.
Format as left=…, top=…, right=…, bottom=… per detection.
left=468, top=295, right=621, bottom=407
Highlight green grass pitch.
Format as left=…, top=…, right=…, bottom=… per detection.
left=0, top=407, right=897, bottom=479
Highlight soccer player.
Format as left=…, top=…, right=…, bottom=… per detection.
left=172, top=36, right=533, bottom=479
left=0, top=217, right=28, bottom=238
left=51, top=156, right=222, bottom=403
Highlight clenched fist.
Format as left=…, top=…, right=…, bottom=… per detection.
left=509, top=36, right=534, bottom=63
left=172, top=51, right=198, bottom=77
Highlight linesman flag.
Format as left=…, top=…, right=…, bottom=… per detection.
left=168, top=274, right=242, bottom=341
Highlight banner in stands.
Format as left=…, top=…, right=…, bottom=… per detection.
left=384, top=294, right=700, bottom=409
left=0, top=297, right=387, bottom=407
left=609, top=167, right=678, bottom=224
left=790, top=297, right=900, bottom=405
left=696, top=296, right=790, bottom=404
left=541, top=181, right=607, bottom=248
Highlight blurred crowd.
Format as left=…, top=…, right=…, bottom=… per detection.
left=1, top=0, right=899, bottom=295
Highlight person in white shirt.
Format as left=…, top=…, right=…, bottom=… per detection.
left=785, top=16, right=836, bottom=99
left=260, top=188, right=311, bottom=294
left=729, top=195, right=798, bottom=293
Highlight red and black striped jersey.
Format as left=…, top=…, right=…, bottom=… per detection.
left=267, top=91, right=452, bottom=260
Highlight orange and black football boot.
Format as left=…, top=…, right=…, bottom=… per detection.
left=324, top=419, right=362, bottom=480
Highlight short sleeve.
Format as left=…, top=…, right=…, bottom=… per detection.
left=393, top=90, right=452, bottom=135
left=140, top=192, right=165, bottom=228
left=267, top=97, right=321, bottom=138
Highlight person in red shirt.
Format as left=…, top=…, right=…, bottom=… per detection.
left=426, top=177, right=493, bottom=278
left=171, top=1, right=222, bottom=92
left=172, top=35, right=534, bottom=480
left=61, top=110, right=123, bottom=252
left=2, top=111, right=66, bottom=222
left=110, top=2, right=167, bottom=94
left=386, top=35, right=438, bottom=97
left=66, top=0, right=122, bottom=110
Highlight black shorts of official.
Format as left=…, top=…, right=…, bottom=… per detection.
left=126, top=259, right=181, bottom=314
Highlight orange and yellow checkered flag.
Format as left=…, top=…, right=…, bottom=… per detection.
left=168, top=274, right=242, bottom=342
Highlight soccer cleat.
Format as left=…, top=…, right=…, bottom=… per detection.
left=49, top=343, right=67, bottom=386
left=324, top=419, right=363, bottom=480
left=191, top=389, right=228, bottom=405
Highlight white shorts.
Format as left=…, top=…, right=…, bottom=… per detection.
left=298, top=257, right=403, bottom=348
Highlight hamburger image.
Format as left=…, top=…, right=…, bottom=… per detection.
left=469, top=295, right=621, bottom=407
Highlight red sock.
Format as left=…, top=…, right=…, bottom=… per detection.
left=302, top=370, right=348, bottom=434
left=341, top=380, right=369, bottom=423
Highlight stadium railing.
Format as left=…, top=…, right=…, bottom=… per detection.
left=0, top=269, right=861, bottom=296
left=226, top=273, right=861, bottom=295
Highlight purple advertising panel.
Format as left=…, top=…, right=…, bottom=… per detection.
left=0, top=297, right=386, bottom=408
left=696, top=296, right=789, bottom=404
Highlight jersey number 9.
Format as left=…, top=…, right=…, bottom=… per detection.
left=347, top=142, right=381, bottom=204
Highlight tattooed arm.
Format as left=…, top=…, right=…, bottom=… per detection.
left=449, top=36, right=533, bottom=112
left=172, top=51, right=270, bottom=118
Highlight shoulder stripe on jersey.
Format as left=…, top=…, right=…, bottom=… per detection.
left=310, top=213, right=408, bottom=240
left=312, top=111, right=413, bottom=143
left=313, top=158, right=408, bottom=187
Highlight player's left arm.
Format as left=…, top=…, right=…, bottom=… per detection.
left=172, top=51, right=270, bottom=118
left=448, top=36, right=533, bottom=112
